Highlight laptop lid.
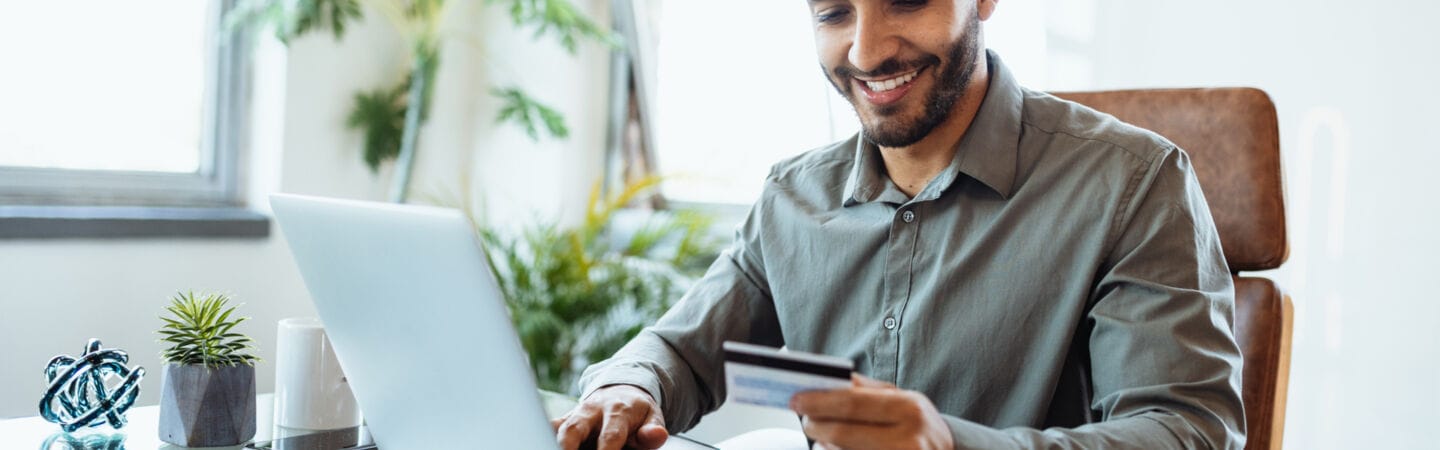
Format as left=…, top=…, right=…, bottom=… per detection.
left=271, top=194, right=557, bottom=449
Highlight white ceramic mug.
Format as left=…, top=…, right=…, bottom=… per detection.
left=273, top=317, right=362, bottom=430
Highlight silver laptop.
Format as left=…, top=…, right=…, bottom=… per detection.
left=272, top=194, right=566, bottom=449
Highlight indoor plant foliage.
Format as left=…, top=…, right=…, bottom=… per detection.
left=477, top=178, right=721, bottom=393
left=156, top=292, right=259, bottom=447
left=230, top=0, right=616, bottom=201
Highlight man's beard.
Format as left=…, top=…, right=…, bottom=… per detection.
left=825, top=19, right=981, bottom=148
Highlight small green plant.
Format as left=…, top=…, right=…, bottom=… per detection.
left=158, top=292, right=258, bottom=368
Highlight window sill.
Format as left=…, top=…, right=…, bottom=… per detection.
left=0, top=206, right=270, bottom=239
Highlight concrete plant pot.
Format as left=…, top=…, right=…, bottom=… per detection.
left=158, top=363, right=257, bottom=447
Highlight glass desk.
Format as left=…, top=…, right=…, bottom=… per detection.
left=2, top=392, right=581, bottom=449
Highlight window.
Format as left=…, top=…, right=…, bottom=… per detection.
left=0, top=0, right=247, bottom=209
left=647, top=1, right=855, bottom=206
left=0, top=0, right=265, bottom=238
left=642, top=1, right=1049, bottom=207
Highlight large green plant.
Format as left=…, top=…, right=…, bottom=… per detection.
left=476, top=178, right=720, bottom=393
left=230, top=0, right=615, bottom=200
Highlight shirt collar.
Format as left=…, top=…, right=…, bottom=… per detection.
left=843, top=49, right=1022, bottom=206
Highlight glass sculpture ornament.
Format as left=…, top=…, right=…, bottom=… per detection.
left=38, top=339, right=146, bottom=432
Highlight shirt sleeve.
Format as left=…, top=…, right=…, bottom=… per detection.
left=577, top=190, right=784, bottom=432
left=940, top=147, right=1247, bottom=449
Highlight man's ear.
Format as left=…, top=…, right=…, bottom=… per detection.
left=977, top=0, right=998, bottom=21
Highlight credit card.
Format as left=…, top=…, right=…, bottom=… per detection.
left=722, top=341, right=854, bottom=409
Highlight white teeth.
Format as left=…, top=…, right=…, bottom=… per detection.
left=864, top=70, right=918, bottom=92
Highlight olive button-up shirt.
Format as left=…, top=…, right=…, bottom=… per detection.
left=581, top=51, right=1246, bottom=449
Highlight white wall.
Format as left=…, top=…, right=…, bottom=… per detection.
left=1043, top=1, right=1440, bottom=448
left=0, top=0, right=611, bottom=419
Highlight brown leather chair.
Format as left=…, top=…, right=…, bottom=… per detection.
left=1052, top=89, right=1294, bottom=450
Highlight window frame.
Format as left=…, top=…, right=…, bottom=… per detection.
left=615, top=0, right=861, bottom=209
left=0, top=0, right=249, bottom=209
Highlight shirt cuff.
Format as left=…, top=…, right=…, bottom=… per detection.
left=580, top=364, right=666, bottom=410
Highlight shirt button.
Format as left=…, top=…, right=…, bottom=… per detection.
left=901, top=210, right=915, bottom=223
left=883, top=317, right=897, bottom=330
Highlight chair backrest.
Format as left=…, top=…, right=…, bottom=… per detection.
left=1052, top=88, right=1294, bottom=450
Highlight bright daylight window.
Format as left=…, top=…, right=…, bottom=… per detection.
left=652, top=1, right=858, bottom=206
left=0, top=0, right=245, bottom=208
left=649, top=1, right=1047, bottom=206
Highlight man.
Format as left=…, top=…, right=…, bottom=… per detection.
left=554, top=0, right=1246, bottom=448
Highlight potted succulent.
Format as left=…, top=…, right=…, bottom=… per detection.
left=156, top=292, right=260, bottom=447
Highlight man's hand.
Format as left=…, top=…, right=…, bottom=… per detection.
left=791, top=375, right=955, bottom=450
left=552, top=384, right=669, bottom=450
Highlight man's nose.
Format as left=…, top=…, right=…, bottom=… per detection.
left=847, top=13, right=900, bottom=74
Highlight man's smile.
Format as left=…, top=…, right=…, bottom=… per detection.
left=854, top=66, right=927, bottom=107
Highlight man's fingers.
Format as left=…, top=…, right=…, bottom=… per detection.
left=647, top=408, right=666, bottom=428
left=796, top=383, right=949, bottom=450
left=595, top=411, right=636, bottom=450
left=791, top=388, right=910, bottom=423
left=555, top=409, right=598, bottom=450
left=803, top=415, right=902, bottom=449
left=553, top=385, right=668, bottom=450
left=851, top=373, right=894, bottom=388
left=628, top=409, right=670, bottom=449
